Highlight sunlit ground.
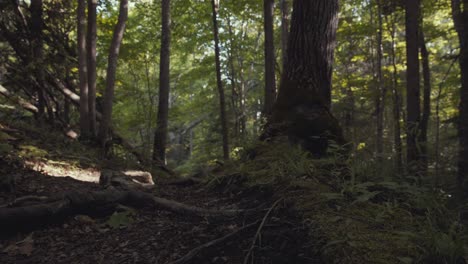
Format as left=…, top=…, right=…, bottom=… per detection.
left=23, top=160, right=100, bottom=183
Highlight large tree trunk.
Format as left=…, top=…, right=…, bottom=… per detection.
left=211, top=0, right=230, bottom=161
left=280, top=0, right=289, bottom=67
left=419, top=30, right=431, bottom=177
left=263, top=0, right=276, bottom=115
left=87, top=0, right=98, bottom=137
left=405, top=0, right=422, bottom=177
left=451, top=0, right=468, bottom=196
left=77, top=0, right=90, bottom=138
left=153, top=0, right=171, bottom=163
left=264, top=0, right=345, bottom=156
left=98, top=0, right=128, bottom=145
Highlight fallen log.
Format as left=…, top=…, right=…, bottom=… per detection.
left=0, top=84, right=38, bottom=115
left=0, top=189, right=244, bottom=236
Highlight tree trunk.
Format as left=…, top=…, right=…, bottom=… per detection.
left=153, top=0, right=171, bottom=163
left=265, top=0, right=345, bottom=157
left=211, top=0, right=230, bottom=160
left=419, top=30, right=431, bottom=177
left=405, top=0, right=422, bottom=177
left=77, top=0, right=90, bottom=138
left=451, top=0, right=468, bottom=196
left=98, top=0, right=128, bottom=145
left=263, top=0, right=276, bottom=115
left=87, top=0, right=98, bottom=137
left=280, top=0, right=289, bottom=68
left=375, top=0, right=385, bottom=162
left=30, top=0, right=46, bottom=120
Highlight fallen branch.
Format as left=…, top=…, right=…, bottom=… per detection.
left=0, top=84, right=38, bottom=115
left=243, top=198, right=283, bottom=264
left=0, top=189, right=245, bottom=236
left=168, top=220, right=261, bottom=264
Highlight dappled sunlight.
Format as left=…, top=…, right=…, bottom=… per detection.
left=24, top=160, right=100, bottom=183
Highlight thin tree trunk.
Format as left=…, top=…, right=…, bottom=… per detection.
left=77, top=0, right=90, bottom=137
left=227, top=16, right=240, bottom=139
left=211, top=0, right=230, bottom=160
left=153, top=0, right=171, bottom=163
left=451, top=0, right=468, bottom=197
left=87, top=0, right=98, bottom=137
left=405, top=0, right=422, bottom=177
left=419, top=30, right=431, bottom=177
left=280, top=0, right=289, bottom=67
left=98, top=0, right=128, bottom=145
left=375, top=0, right=385, bottom=162
left=263, top=0, right=276, bottom=115
left=385, top=11, right=403, bottom=174
left=30, top=0, right=46, bottom=120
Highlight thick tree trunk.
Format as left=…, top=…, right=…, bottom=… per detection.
left=98, top=0, right=128, bottom=145
left=77, top=0, right=90, bottom=138
left=265, top=0, right=345, bottom=156
left=451, top=0, right=468, bottom=196
left=280, top=0, right=289, bottom=67
left=87, top=0, right=98, bottom=137
left=263, top=0, right=276, bottom=115
left=211, top=0, right=230, bottom=160
left=405, top=0, right=422, bottom=177
left=153, top=0, right=171, bottom=163
left=419, top=30, right=431, bottom=177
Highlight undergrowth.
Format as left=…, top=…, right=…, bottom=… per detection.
left=208, top=139, right=467, bottom=264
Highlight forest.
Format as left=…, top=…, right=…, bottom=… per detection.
left=0, top=0, right=468, bottom=263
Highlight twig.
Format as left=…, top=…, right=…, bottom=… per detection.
left=243, top=198, right=283, bottom=264
left=168, top=220, right=261, bottom=264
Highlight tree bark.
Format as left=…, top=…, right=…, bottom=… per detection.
left=211, top=0, right=230, bottom=160
left=98, top=0, right=128, bottom=145
left=87, top=0, right=98, bottom=137
left=280, top=0, right=289, bottom=68
left=153, top=0, right=171, bottom=163
left=405, top=0, right=422, bottom=177
left=78, top=0, right=90, bottom=138
left=451, top=0, right=468, bottom=196
left=263, top=0, right=277, bottom=115
left=419, top=30, right=431, bottom=177
left=265, top=0, right=345, bottom=156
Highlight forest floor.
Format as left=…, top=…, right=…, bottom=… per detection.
left=0, top=116, right=319, bottom=263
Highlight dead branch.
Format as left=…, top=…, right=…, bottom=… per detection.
left=168, top=220, right=261, bottom=264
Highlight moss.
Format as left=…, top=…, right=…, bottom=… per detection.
left=211, top=140, right=466, bottom=263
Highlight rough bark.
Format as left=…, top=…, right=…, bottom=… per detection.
left=98, top=0, right=128, bottom=145
left=405, top=0, right=422, bottom=177
left=263, top=0, right=277, bottom=115
left=211, top=0, right=230, bottom=160
left=153, top=0, right=171, bottom=163
left=451, top=0, right=468, bottom=195
left=419, top=30, right=431, bottom=176
left=264, top=0, right=344, bottom=157
left=87, top=0, right=98, bottom=137
left=77, top=0, right=90, bottom=137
